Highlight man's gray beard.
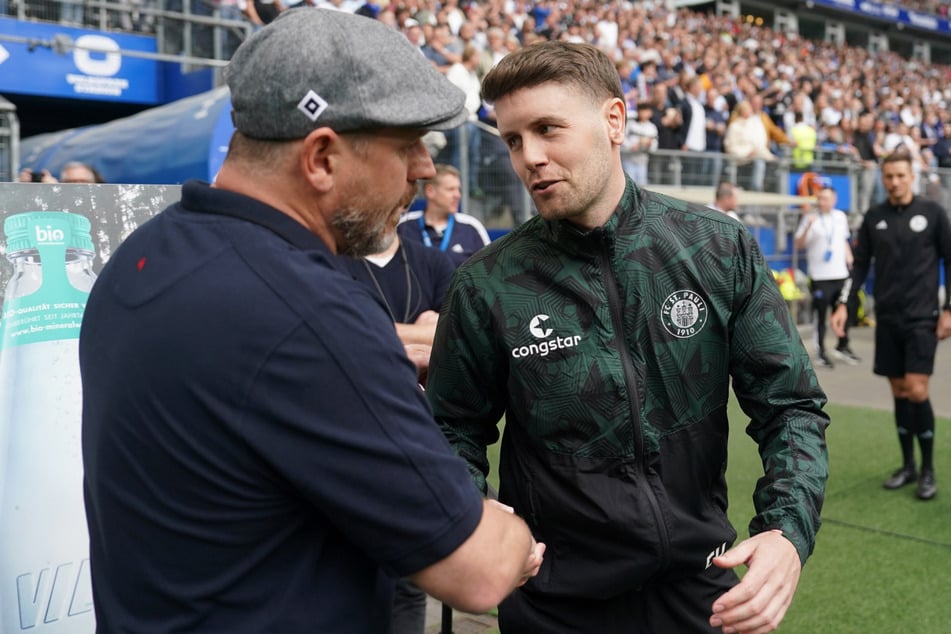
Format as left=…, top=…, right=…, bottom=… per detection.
left=332, top=206, right=390, bottom=258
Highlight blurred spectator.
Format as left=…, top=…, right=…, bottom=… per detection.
left=679, top=75, right=708, bottom=185
left=649, top=83, right=681, bottom=150
left=705, top=86, right=729, bottom=185
left=782, top=86, right=817, bottom=132
left=790, top=111, right=818, bottom=171
left=883, top=121, right=927, bottom=193
left=444, top=45, right=484, bottom=197
left=250, top=0, right=282, bottom=25
left=724, top=100, right=775, bottom=191
left=402, top=18, right=425, bottom=52
left=851, top=111, right=884, bottom=220
left=622, top=102, right=658, bottom=186
left=19, top=162, right=104, bottom=184
left=931, top=120, right=951, bottom=170
left=749, top=93, right=791, bottom=153
left=60, top=0, right=84, bottom=24
left=422, top=23, right=460, bottom=73
left=709, top=180, right=741, bottom=221
left=478, top=26, right=509, bottom=77
left=919, top=108, right=942, bottom=151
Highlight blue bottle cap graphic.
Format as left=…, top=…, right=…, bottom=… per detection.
left=3, top=212, right=94, bottom=254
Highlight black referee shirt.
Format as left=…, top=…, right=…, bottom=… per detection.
left=844, top=195, right=951, bottom=322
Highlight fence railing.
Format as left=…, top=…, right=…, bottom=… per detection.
left=0, top=102, right=19, bottom=184
left=1, top=0, right=252, bottom=62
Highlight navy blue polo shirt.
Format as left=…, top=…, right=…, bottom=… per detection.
left=80, top=181, right=483, bottom=632
left=338, top=238, right=455, bottom=322
left=397, top=210, right=491, bottom=269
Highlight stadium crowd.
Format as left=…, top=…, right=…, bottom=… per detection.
left=218, top=0, right=951, bottom=201
left=12, top=0, right=951, bottom=202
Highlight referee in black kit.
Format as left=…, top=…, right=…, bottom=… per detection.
left=832, top=152, right=951, bottom=500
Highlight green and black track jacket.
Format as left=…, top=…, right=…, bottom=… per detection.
left=427, top=178, right=830, bottom=599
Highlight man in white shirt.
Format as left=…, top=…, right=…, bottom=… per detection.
left=679, top=76, right=708, bottom=187
left=622, top=102, right=658, bottom=185
left=794, top=186, right=858, bottom=368
left=445, top=45, right=484, bottom=197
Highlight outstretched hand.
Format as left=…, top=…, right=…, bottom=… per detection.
left=708, top=530, right=801, bottom=634
left=487, top=500, right=545, bottom=586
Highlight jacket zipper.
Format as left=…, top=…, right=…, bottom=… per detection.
left=599, top=232, right=671, bottom=566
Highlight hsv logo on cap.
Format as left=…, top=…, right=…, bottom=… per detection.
left=297, top=90, right=329, bottom=123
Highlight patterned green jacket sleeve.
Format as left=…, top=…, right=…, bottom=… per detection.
left=729, top=229, right=830, bottom=563
left=428, top=266, right=506, bottom=494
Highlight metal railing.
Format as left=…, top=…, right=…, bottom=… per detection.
left=1, top=0, right=252, bottom=63
left=0, top=98, right=19, bottom=183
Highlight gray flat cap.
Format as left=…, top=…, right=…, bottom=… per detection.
left=225, top=9, right=468, bottom=139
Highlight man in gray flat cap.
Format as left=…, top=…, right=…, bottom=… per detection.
left=80, top=9, right=544, bottom=633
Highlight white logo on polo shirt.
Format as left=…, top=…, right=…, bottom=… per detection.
left=875, top=220, right=888, bottom=230
left=909, top=215, right=928, bottom=233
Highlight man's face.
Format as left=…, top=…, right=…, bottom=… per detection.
left=374, top=184, right=417, bottom=255
left=816, top=189, right=836, bottom=212
left=425, top=173, right=462, bottom=216
left=61, top=165, right=96, bottom=183
left=722, top=189, right=737, bottom=212
left=494, top=82, right=623, bottom=228
left=331, top=130, right=433, bottom=257
left=881, top=159, right=914, bottom=206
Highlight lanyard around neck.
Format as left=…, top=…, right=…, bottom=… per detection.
left=419, top=213, right=455, bottom=251
left=363, top=245, right=413, bottom=324
left=818, top=212, right=834, bottom=248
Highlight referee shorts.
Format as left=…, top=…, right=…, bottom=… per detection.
left=497, top=565, right=739, bottom=633
left=874, top=319, right=938, bottom=377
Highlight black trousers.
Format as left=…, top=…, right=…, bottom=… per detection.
left=810, top=277, right=849, bottom=353
left=498, top=566, right=739, bottom=633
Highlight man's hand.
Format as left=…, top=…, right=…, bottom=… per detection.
left=521, top=538, right=546, bottom=585
left=830, top=303, right=848, bottom=338
left=708, top=531, right=801, bottom=634
left=404, top=343, right=432, bottom=383
left=487, top=500, right=546, bottom=586
left=938, top=310, right=951, bottom=341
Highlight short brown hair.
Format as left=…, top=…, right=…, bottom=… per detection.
left=481, top=41, right=624, bottom=106
left=422, top=163, right=460, bottom=196
left=882, top=151, right=913, bottom=167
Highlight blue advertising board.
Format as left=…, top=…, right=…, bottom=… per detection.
left=0, top=18, right=159, bottom=104
left=810, top=0, right=951, bottom=36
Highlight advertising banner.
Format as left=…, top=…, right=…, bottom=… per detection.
left=810, top=0, right=951, bottom=36
left=0, top=19, right=160, bottom=104
left=0, top=183, right=180, bottom=632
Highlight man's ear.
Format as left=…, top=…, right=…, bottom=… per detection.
left=300, top=128, right=340, bottom=193
left=605, top=97, right=627, bottom=146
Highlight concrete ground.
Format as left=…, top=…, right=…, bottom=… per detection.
left=422, top=320, right=951, bottom=633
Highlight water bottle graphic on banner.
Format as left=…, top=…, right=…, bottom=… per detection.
left=0, top=212, right=97, bottom=632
